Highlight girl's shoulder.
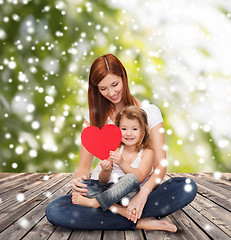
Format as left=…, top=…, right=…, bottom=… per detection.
left=141, top=148, right=154, bottom=158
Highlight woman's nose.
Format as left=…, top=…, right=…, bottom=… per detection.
left=108, top=88, right=114, bottom=96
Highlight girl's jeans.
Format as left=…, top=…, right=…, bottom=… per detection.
left=82, top=173, right=140, bottom=211
left=46, top=177, right=197, bottom=230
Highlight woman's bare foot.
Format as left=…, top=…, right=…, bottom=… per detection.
left=72, top=192, right=100, bottom=208
left=109, top=205, right=176, bottom=232
left=136, top=217, right=177, bottom=232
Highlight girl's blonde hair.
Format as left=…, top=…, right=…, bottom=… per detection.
left=115, top=106, right=150, bottom=151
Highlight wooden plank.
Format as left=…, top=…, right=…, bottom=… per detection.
left=0, top=173, right=67, bottom=215
left=103, top=230, right=125, bottom=240
left=183, top=204, right=231, bottom=240
left=190, top=191, right=231, bottom=237
left=48, top=226, right=72, bottom=240
left=189, top=173, right=231, bottom=190
left=201, top=172, right=231, bottom=182
left=21, top=216, right=56, bottom=240
left=171, top=210, right=211, bottom=240
left=0, top=174, right=73, bottom=240
left=69, top=230, right=102, bottom=240
left=0, top=173, right=230, bottom=240
left=0, top=173, right=52, bottom=204
left=0, top=173, right=27, bottom=183
left=0, top=173, right=72, bottom=233
left=179, top=173, right=231, bottom=198
left=0, top=173, right=39, bottom=193
left=169, top=173, right=231, bottom=212
left=125, top=230, right=144, bottom=240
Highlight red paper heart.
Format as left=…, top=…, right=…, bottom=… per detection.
left=81, top=124, right=122, bottom=160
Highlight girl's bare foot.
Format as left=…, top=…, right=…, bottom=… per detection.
left=136, top=217, right=177, bottom=232
left=72, top=192, right=100, bottom=208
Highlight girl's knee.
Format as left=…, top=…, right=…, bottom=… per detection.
left=127, top=173, right=140, bottom=190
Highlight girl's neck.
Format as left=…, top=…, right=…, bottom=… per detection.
left=123, top=144, right=137, bottom=153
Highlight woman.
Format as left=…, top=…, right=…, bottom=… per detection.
left=46, top=54, right=197, bottom=231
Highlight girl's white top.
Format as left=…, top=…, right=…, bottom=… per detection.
left=84, top=102, right=163, bottom=185
left=91, top=145, right=152, bottom=186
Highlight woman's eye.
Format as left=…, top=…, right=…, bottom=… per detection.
left=112, top=83, right=118, bottom=87
left=100, top=88, right=106, bottom=91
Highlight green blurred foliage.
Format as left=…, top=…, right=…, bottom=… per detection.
left=0, top=0, right=230, bottom=173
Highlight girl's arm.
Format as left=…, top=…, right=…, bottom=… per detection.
left=98, top=160, right=113, bottom=183
left=110, top=150, right=154, bottom=183
left=72, top=120, right=94, bottom=194
left=126, top=122, right=167, bottom=222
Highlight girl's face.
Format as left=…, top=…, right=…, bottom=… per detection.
left=119, top=116, right=142, bottom=147
left=98, top=74, right=123, bottom=104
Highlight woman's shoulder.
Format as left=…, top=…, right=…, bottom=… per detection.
left=141, top=101, right=161, bottom=113
left=141, top=101, right=163, bottom=129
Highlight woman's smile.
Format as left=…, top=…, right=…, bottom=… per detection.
left=98, top=74, right=123, bottom=105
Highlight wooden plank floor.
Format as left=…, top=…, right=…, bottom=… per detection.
left=0, top=173, right=230, bottom=240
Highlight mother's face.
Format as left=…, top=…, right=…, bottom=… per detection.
left=98, top=74, right=123, bottom=104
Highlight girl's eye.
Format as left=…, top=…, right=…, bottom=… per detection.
left=112, top=82, right=118, bottom=87
left=133, top=128, right=138, bottom=131
left=100, top=88, right=106, bottom=91
left=121, top=128, right=126, bottom=131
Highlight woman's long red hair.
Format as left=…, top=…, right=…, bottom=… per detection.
left=88, top=54, right=135, bottom=128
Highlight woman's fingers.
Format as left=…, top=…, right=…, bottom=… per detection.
left=74, top=178, right=87, bottom=188
left=71, top=177, right=88, bottom=194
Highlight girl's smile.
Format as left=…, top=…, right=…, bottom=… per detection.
left=119, top=117, right=142, bottom=148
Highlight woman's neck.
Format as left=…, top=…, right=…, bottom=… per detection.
left=114, top=101, right=125, bottom=112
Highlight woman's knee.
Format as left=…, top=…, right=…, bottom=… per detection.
left=45, top=201, right=57, bottom=225
left=176, top=177, right=197, bottom=202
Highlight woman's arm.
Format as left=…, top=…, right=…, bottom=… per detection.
left=141, top=122, right=167, bottom=193
left=126, top=122, right=167, bottom=222
left=72, top=120, right=94, bottom=194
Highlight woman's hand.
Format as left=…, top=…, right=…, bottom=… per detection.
left=126, top=187, right=150, bottom=223
left=109, top=151, right=123, bottom=166
left=100, top=159, right=113, bottom=171
left=71, top=175, right=88, bottom=195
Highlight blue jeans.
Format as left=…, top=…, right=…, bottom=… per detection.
left=82, top=173, right=140, bottom=211
left=45, top=177, right=197, bottom=230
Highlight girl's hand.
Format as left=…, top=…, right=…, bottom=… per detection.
left=126, top=187, right=150, bottom=223
left=109, top=151, right=123, bottom=166
left=71, top=175, right=88, bottom=195
left=100, top=159, right=113, bottom=171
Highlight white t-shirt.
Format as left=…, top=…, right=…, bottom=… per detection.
left=84, top=102, right=163, bottom=130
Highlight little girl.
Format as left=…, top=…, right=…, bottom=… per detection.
left=72, top=106, right=154, bottom=212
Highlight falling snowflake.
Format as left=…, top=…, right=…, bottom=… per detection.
left=18, top=218, right=29, bottom=229
left=121, top=197, right=130, bottom=207
left=16, top=193, right=25, bottom=202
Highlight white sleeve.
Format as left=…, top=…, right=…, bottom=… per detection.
left=84, top=109, right=90, bottom=123
left=143, top=104, right=163, bottom=129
